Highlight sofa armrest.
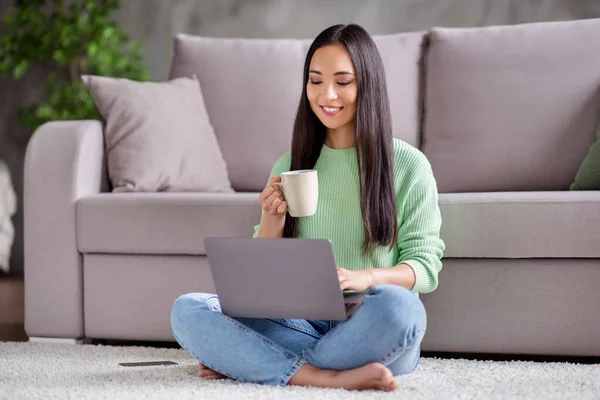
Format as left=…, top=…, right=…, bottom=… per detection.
left=24, top=120, right=108, bottom=339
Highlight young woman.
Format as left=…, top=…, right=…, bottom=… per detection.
left=171, top=24, right=444, bottom=392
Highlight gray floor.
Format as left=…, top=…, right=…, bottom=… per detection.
left=1, top=342, right=599, bottom=400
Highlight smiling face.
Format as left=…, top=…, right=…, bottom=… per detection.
left=306, top=44, right=357, bottom=136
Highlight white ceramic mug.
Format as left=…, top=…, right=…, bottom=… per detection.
left=276, top=170, right=318, bottom=217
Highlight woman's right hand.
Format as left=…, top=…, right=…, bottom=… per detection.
left=258, top=176, right=287, bottom=218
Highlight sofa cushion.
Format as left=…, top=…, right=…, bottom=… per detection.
left=169, top=32, right=426, bottom=191
left=76, top=193, right=261, bottom=255
left=82, top=75, right=233, bottom=193
left=78, top=191, right=600, bottom=259
left=422, top=18, right=600, bottom=193
left=84, top=254, right=216, bottom=341
left=439, top=191, right=600, bottom=258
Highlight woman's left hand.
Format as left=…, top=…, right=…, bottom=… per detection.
left=337, top=268, right=374, bottom=292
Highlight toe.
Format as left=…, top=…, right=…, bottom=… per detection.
left=383, top=380, right=398, bottom=392
left=204, top=373, right=225, bottom=380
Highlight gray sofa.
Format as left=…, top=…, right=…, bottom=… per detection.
left=24, top=18, right=600, bottom=355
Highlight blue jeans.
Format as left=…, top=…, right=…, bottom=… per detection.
left=170, top=284, right=426, bottom=386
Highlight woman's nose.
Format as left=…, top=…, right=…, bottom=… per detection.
left=323, top=83, right=338, bottom=102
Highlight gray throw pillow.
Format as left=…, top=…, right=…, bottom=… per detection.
left=82, top=74, right=233, bottom=193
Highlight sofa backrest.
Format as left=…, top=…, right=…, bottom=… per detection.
left=421, top=18, right=600, bottom=193
left=169, top=32, right=426, bottom=191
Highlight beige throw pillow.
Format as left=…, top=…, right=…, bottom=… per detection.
left=82, top=74, right=233, bottom=193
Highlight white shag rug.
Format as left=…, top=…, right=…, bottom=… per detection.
left=1, top=342, right=599, bottom=400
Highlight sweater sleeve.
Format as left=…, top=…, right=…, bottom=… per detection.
left=397, top=169, right=445, bottom=294
left=252, top=153, right=292, bottom=238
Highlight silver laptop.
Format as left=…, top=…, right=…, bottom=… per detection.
left=204, top=237, right=351, bottom=321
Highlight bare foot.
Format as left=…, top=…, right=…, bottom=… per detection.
left=198, top=362, right=226, bottom=380
left=288, top=362, right=397, bottom=392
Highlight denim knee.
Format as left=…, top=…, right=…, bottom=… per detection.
left=367, top=284, right=427, bottom=338
left=170, top=293, right=218, bottom=334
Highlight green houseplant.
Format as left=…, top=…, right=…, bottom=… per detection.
left=0, top=0, right=150, bottom=133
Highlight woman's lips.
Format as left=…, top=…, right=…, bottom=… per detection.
left=320, top=105, right=343, bottom=116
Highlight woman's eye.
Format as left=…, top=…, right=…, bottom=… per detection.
left=337, top=81, right=352, bottom=86
left=310, top=80, right=322, bottom=85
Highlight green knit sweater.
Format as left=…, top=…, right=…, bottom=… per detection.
left=253, top=138, right=445, bottom=294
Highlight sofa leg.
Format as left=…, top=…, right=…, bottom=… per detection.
left=29, top=337, right=86, bottom=345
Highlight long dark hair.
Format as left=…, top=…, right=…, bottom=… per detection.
left=284, top=24, right=397, bottom=254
